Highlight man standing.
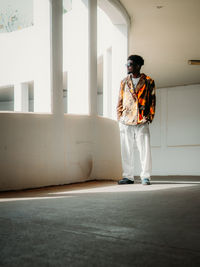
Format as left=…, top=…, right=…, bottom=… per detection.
left=117, top=55, right=156, bottom=185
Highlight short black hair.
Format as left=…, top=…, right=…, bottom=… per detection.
left=127, top=55, right=144, bottom=66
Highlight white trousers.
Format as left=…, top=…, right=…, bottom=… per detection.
left=119, top=122, right=152, bottom=181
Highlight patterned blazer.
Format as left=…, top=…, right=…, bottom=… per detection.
left=117, top=73, right=156, bottom=125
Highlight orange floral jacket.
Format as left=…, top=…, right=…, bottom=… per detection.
left=117, top=73, right=156, bottom=125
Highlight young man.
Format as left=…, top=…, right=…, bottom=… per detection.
left=117, top=55, right=156, bottom=185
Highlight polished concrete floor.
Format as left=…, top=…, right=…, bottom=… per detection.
left=0, top=176, right=200, bottom=267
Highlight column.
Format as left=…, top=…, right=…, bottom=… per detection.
left=14, top=83, right=29, bottom=112
left=50, top=0, right=63, bottom=116
left=88, top=0, right=97, bottom=116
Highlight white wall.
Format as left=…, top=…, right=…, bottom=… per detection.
left=0, top=84, right=199, bottom=191
left=134, top=84, right=200, bottom=176
left=0, top=113, right=122, bottom=191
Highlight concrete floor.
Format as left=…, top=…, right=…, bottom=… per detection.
left=0, top=176, right=200, bottom=267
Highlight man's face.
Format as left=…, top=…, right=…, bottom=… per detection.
left=126, top=60, right=141, bottom=74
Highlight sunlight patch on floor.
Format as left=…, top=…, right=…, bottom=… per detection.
left=48, top=182, right=198, bottom=195
left=0, top=195, right=74, bottom=202
left=0, top=180, right=199, bottom=202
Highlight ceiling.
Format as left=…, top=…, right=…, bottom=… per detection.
left=120, top=0, right=200, bottom=88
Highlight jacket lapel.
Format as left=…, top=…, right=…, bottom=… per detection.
left=135, top=73, right=146, bottom=93
left=127, top=74, right=134, bottom=93
left=126, top=74, right=136, bottom=101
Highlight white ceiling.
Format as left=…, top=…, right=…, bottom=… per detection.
left=120, top=0, right=200, bottom=88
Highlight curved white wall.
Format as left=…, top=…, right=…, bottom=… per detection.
left=0, top=113, right=122, bottom=191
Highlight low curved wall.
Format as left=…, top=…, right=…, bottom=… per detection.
left=0, top=113, right=122, bottom=191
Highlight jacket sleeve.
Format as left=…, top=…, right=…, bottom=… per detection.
left=148, top=80, right=156, bottom=123
left=116, top=80, right=124, bottom=121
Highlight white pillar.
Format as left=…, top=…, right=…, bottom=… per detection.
left=103, top=48, right=112, bottom=118
left=50, top=0, right=63, bottom=116
left=14, top=83, right=29, bottom=112
left=33, top=0, right=51, bottom=113
left=88, top=0, right=97, bottom=116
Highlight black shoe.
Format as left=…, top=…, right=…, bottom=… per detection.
left=118, top=178, right=134, bottom=185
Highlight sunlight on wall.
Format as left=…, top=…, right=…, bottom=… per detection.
left=0, top=0, right=127, bottom=115
left=97, top=7, right=113, bottom=57
left=0, top=0, right=51, bottom=113
left=97, top=7, right=128, bottom=119
left=63, top=0, right=89, bottom=114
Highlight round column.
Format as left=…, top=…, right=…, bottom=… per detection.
left=88, top=0, right=97, bottom=116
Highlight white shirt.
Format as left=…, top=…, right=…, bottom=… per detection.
left=132, top=76, right=140, bottom=89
